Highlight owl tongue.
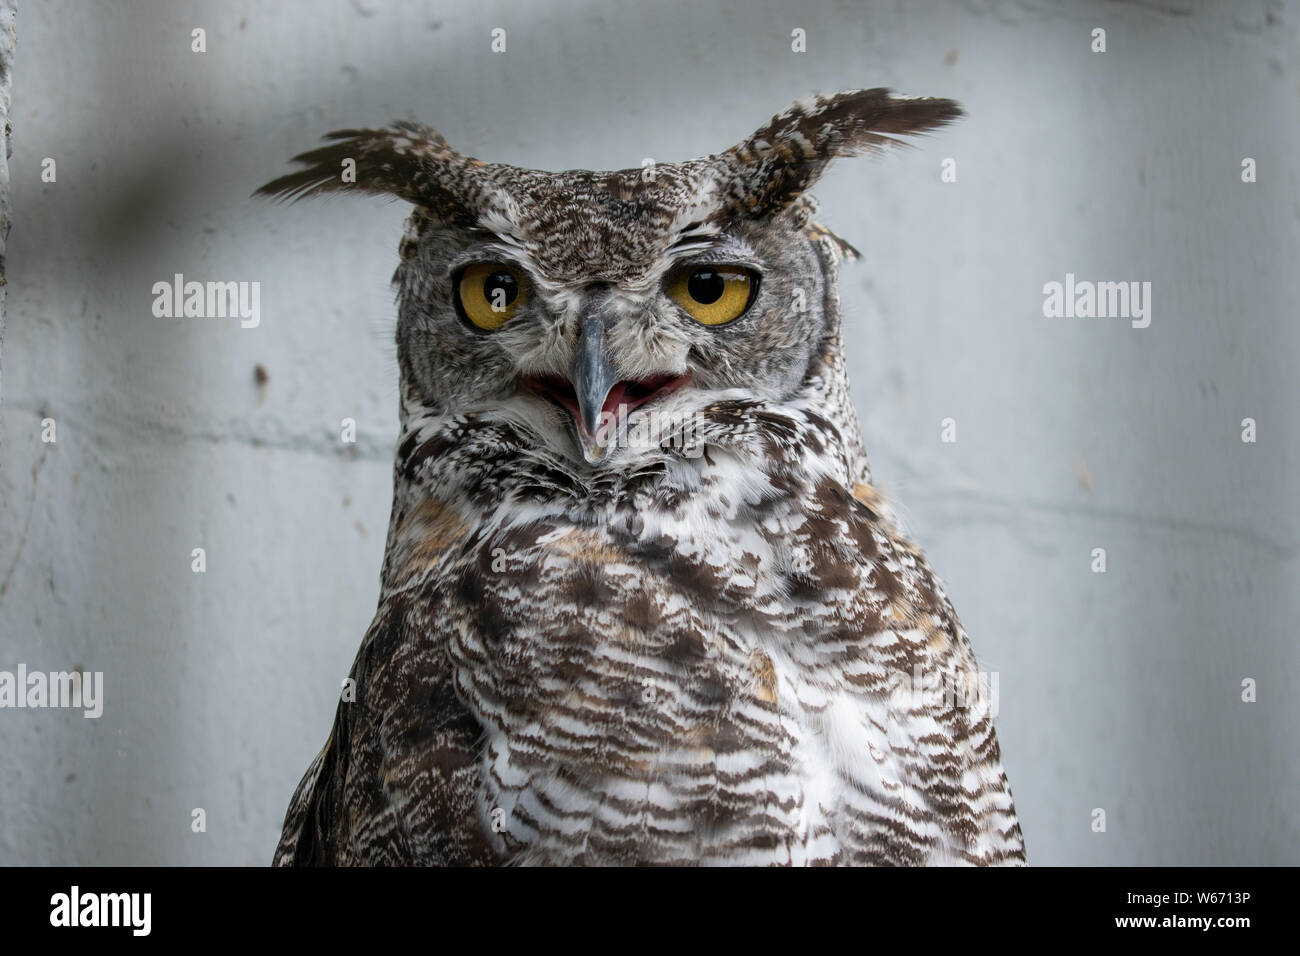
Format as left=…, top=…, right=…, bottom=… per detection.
left=591, top=373, right=687, bottom=441
left=594, top=381, right=634, bottom=439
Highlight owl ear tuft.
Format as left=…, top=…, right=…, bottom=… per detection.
left=715, top=88, right=963, bottom=219
left=255, top=121, right=482, bottom=225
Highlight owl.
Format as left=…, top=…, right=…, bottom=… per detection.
left=259, top=89, right=1025, bottom=866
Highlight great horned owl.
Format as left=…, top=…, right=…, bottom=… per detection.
left=259, top=89, right=1025, bottom=866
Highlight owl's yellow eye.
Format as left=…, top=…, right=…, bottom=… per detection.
left=667, top=265, right=757, bottom=326
left=457, top=263, right=529, bottom=331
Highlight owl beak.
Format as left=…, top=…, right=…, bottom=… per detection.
left=571, top=316, right=619, bottom=462
left=525, top=316, right=689, bottom=464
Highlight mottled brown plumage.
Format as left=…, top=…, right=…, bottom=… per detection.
left=263, top=89, right=1024, bottom=866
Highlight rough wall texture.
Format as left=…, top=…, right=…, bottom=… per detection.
left=0, top=0, right=1296, bottom=865
left=0, top=1, right=13, bottom=432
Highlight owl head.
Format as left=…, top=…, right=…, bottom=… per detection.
left=259, top=89, right=960, bottom=467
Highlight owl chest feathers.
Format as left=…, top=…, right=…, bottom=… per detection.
left=381, top=416, right=1015, bottom=865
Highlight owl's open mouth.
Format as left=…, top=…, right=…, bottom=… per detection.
left=524, top=372, right=691, bottom=439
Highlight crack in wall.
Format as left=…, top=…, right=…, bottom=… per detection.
left=3, top=399, right=396, bottom=462
left=905, top=486, right=1296, bottom=557
left=0, top=1, right=15, bottom=449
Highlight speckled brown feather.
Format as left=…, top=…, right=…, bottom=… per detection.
left=266, top=89, right=1024, bottom=867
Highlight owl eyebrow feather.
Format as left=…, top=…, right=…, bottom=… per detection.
left=668, top=235, right=718, bottom=254
left=670, top=233, right=716, bottom=250
left=668, top=218, right=724, bottom=250
left=461, top=225, right=523, bottom=247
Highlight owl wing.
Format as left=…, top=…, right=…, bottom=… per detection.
left=839, top=482, right=1027, bottom=864
left=273, top=591, right=498, bottom=866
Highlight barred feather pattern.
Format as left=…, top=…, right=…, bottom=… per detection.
left=276, top=348, right=1025, bottom=865
left=268, top=88, right=1023, bottom=866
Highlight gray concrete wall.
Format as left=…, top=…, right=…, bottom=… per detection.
left=0, top=0, right=1295, bottom=865
left=0, top=0, right=13, bottom=434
